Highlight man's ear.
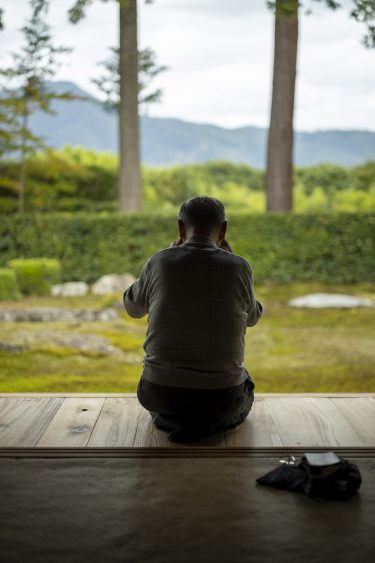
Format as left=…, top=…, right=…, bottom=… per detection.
left=218, top=221, right=227, bottom=242
left=178, top=219, right=186, bottom=241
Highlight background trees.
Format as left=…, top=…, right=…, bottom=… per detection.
left=0, top=0, right=75, bottom=212
left=92, top=46, right=167, bottom=114
left=69, top=0, right=153, bottom=213
left=1, top=0, right=373, bottom=214
left=266, top=0, right=375, bottom=212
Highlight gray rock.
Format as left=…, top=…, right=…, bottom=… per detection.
left=1, top=328, right=143, bottom=362
left=51, top=284, right=63, bottom=297
left=91, top=273, right=136, bottom=295
left=121, top=273, right=136, bottom=290
left=288, top=293, right=374, bottom=309
left=51, top=282, right=89, bottom=297
left=0, top=342, right=28, bottom=352
left=40, top=331, right=122, bottom=355
left=0, top=307, right=119, bottom=322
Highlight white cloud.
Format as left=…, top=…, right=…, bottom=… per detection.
left=0, top=0, right=374, bottom=131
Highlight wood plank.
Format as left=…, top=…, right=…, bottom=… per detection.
left=1, top=392, right=374, bottom=398
left=329, top=398, right=375, bottom=447
left=0, top=393, right=138, bottom=398
left=1, top=395, right=373, bottom=449
left=308, top=398, right=365, bottom=446
left=133, top=407, right=174, bottom=447
left=0, top=397, right=63, bottom=447
left=267, top=397, right=366, bottom=447
left=87, top=397, right=141, bottom=447
left=0, top=397, right=24, bottom=421
left=36, top=397, right=105, bottom=447
left=133, top=406, right=227, bottom=448
left=225, top=398, right=283, bottom=447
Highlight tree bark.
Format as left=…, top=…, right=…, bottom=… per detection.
left=118, top=0, right=142, bottom=212
left=265, top=0, right=298, bottom=212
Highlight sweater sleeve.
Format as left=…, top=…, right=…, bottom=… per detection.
left=243, top=262, right=263, bottom=327
left=123, top=258, right=152, bottom=318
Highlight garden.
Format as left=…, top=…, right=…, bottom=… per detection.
left=0, top=211, right=374, bottom=393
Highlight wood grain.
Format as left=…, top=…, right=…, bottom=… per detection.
left=266, top=397, right=364, bottom=447
left=88, top=397, right=141, bottom=447
left=133, top=405, right=227, bottom=448
left=0, top=395, right=373, bottom=449
left=0, top=397, right=63, bottom=447
left=1, top=393, right=374, bottom=397
left=225, top=398, right=283, bottom=447
left=133, top=406, right=172, bottom=447
left=329, top=398, right=375, bottom=447
left=36, top=397, right=104, bottom=447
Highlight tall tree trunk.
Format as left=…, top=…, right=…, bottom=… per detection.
left=265, top=0, right=298, bottom=212
left=118, top=0, right=142, bottom=212
left=18, top=110, right=27, bottom=213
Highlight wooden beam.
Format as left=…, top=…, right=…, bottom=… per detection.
left=0, top=446, right=374, bottom=458
left=0, top=393, right=373, bottom=398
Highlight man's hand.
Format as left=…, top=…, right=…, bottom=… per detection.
left=219, top=238, right=233, bottom=253
left=169, top=238, right=184, bottom=248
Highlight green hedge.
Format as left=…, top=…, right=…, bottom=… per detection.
left=0, top=268, right=20, bottom=300
left=7, top=258, right=61, bottom=296
left=0, top=213, right=374, bottom=283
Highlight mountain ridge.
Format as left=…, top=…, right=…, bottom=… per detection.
left=26, top=81, right=375, bottom=168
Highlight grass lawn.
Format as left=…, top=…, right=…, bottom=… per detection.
left=0, top=282, right=374, bottom=392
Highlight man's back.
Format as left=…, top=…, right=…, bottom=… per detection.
left=124, top=234, right=262, bottom=390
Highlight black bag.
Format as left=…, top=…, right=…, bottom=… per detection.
left=256, top=451, right=362, bottom=501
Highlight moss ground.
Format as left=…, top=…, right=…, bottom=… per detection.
left=0, top=282, right=374, bottom=392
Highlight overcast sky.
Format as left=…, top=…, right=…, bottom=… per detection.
left=1, top=0, right=374, bottom=131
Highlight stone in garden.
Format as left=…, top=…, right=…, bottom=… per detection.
left=91, top=273, right=136, bottom=295
left=0, top=342, right=28, bottom=352
left=288, top=293, right=374, bottom=309
left=0, top=329, right=143, bottom=362
left=51, top=282, right=89, bottom=297
left=0, top=307, right=119, bottom=322
left=121, top=273, right=136, bottom=290
left=33, top=331, right=122, bottom=356
left=51, top=285, right=63, bottom=297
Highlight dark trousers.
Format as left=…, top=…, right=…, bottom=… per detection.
left=137, top=370, right=255, bottom=437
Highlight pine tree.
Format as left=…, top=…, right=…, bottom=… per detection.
left=69, top=0, right=154, bottom=213
left=92, top=46, right=167, bottom=115
left=0, top=1, right=78, bottom=212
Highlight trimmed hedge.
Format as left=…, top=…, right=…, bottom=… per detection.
left=0, top=213, right=374, bottom=283
left=0, top=268, right=20, bottom=300
left=7, top=258, right=61, bottom=296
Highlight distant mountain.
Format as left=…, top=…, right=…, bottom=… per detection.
left=27, top=81, right=375, bottom=168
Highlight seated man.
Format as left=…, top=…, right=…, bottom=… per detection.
left=123, top=196, right=263, bottom=443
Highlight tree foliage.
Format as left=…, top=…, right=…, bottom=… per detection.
left=0, top=1, right=79, bottom=211
left=267, top=0, right=375, bottom=46
left=92, top=46, right=168, bottom=113
left=0, top=148, right=374, bottom=214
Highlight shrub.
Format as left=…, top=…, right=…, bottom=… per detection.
left=7, top=258, right=61, bottom=296
left=0, top=268, right=20, bottom=300
left=0, top=197, right=18, bottom=214
left=1, top=149, right=374, bottom=213
left=1, top=213, right=374, bottom=284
